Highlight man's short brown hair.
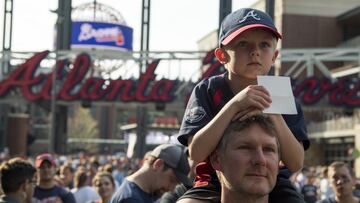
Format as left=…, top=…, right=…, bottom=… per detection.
left=216, top=115, right=279, bottom=154
left=0, top=158, right=36, bottom=193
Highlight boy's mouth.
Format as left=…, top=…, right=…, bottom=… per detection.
left=247, top=62, right=261, bottom=66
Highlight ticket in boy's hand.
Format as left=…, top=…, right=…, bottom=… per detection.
left=257, top=75, right=298, bottom=115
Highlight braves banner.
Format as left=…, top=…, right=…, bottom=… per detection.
left=71, top=21, right=133, bottom=51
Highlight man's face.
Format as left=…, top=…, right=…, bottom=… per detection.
left=25, top=175, right=37, bottom=203
left=328, top=165, right=355, bottom=198
left=222, top=28, right=278, bottom=80
left=213, top=124, right=279, bottom=196
left=152, top=164, right=179, bottom=198
left=38, top=161, right=56, bottom=182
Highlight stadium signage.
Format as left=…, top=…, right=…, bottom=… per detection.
left=1, top=50, right=360, bottom=107
left=0, top=51, right=176, bottom=102
left=71, top=21, right=133, bottom=51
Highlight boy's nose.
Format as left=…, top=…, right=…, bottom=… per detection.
left=250, top=46, right=260, bottom=56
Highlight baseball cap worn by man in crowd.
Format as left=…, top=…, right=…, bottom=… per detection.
left=110, top=144, right=191, bottom=203
left=34, top=153, right=57, bottom=168
left=150, top=144, right=192, bottom=187
left=33, top=153, right=76, bottom=203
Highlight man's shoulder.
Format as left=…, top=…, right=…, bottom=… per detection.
left=316, top=197, right=335, bottom=203
left=0, top=195, right=20, bottom=203
left=111, top=180, right=153, bottom=203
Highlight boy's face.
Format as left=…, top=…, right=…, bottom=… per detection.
left=220, top=28, right=279, bottom=80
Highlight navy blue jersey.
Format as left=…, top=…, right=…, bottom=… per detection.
left=178, top=72, right=310, bottom=150
left=33, top=185, right=76, bottom=203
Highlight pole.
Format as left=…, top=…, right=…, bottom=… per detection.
left=49, top=52, right=57, bottom=153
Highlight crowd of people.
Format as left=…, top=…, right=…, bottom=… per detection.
left=0, top=139, right=359, bottom=203
left=1, top=7, right=358, bottom=203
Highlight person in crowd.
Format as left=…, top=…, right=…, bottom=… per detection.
left=319, top=166, right=333, bottom=200
left=177, top=7, right=309, bottom=203
left=71, top=169, right=99, bottom=203
left=301, top=172, right=318, bottom=203
left=88, top=158, right=100, bottom=184
left=90, top=172, right=116, bottom=203
left=112, top=158, right=127, bottom=187
left=160, top=149, right=196, bottom=203
left=0, top=158, right=37, bottom=203
left=317, top=161, right=359, bottom=203
left=207, top=116, right=280, bottom=203
left=59, top=163, right=74, bottom=190
left=32, top=153, right=76, bottom=203
left=110, top=144, right=191, bottom=203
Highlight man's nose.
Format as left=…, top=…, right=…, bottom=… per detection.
left=252, top=149, right=266, bottom=166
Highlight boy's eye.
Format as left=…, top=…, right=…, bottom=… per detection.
left=260, top=42, right=271, bottom=48
left=237, top=41, right=247, bottom=47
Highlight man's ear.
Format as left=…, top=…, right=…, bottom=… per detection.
left=20, top=180, right=28, bottom=192
left=152, top=158, right=164, bottom=170
left=214, top=48, right=228, bottom=64
left=209, top=150, right=221, bottom=171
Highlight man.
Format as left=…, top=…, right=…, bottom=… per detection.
left=110, top=144, right=191, bottom=203
left=59, top=164, right=74, bottom=190
left=209, top=115, right=280, bottom=203
left=0, top=158, right=37, bottom=203
left=317, top=161, right=359, bottom=203
left=32, top=153, right=76, bottom=203
left=160, top=149, right=195, bottom=203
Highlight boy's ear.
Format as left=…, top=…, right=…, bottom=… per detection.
left=214, top=48, right=228, bottom=64
left=209, top=150, right=221, bottom=171
left=272, top=49, right=279, bottom=63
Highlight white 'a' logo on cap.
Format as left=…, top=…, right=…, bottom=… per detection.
left=238, top=10, right=261, bottom=23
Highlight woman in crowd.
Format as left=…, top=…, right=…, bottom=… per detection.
left=90, top=172, right=116, bottom=203
left=71, top=169, right=100, bottom=203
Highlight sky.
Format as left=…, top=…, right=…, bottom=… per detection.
left=0, top=0, right=257, bottom=52
left=0, top=0, right=257, bottom=80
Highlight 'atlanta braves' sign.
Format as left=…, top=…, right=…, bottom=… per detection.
left=1, top=50, right=360, bottom=107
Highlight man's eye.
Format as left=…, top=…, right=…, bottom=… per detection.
left=237, top=145, right=251, bottom=150
left=264, top=147, right=276, bottom=153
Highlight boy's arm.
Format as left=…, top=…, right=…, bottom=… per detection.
left=189, top=100, right=238, bottom=163
left=269, top=114, right=304, bottom=172
left=189, top=85, right=271, bottom=163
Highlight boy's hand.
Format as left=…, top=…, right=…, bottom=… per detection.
left=231, top=85, right=271, bottom=121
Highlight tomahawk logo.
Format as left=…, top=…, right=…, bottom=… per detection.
left=239, top=10, right=261, bottom=23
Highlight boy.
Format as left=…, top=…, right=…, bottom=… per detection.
left=177, top=8, right=310, bottom=203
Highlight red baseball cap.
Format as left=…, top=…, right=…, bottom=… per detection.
left=35, top=153, right=57, bottom=168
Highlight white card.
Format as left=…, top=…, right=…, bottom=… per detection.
left=257, top=75, right=297, bottom=115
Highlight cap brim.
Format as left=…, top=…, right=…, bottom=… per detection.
left=222, top=24, right=282, bottom=46
left=35, top=159, right=56, bottom=168
left=174, top=170, right=192, bottom=187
